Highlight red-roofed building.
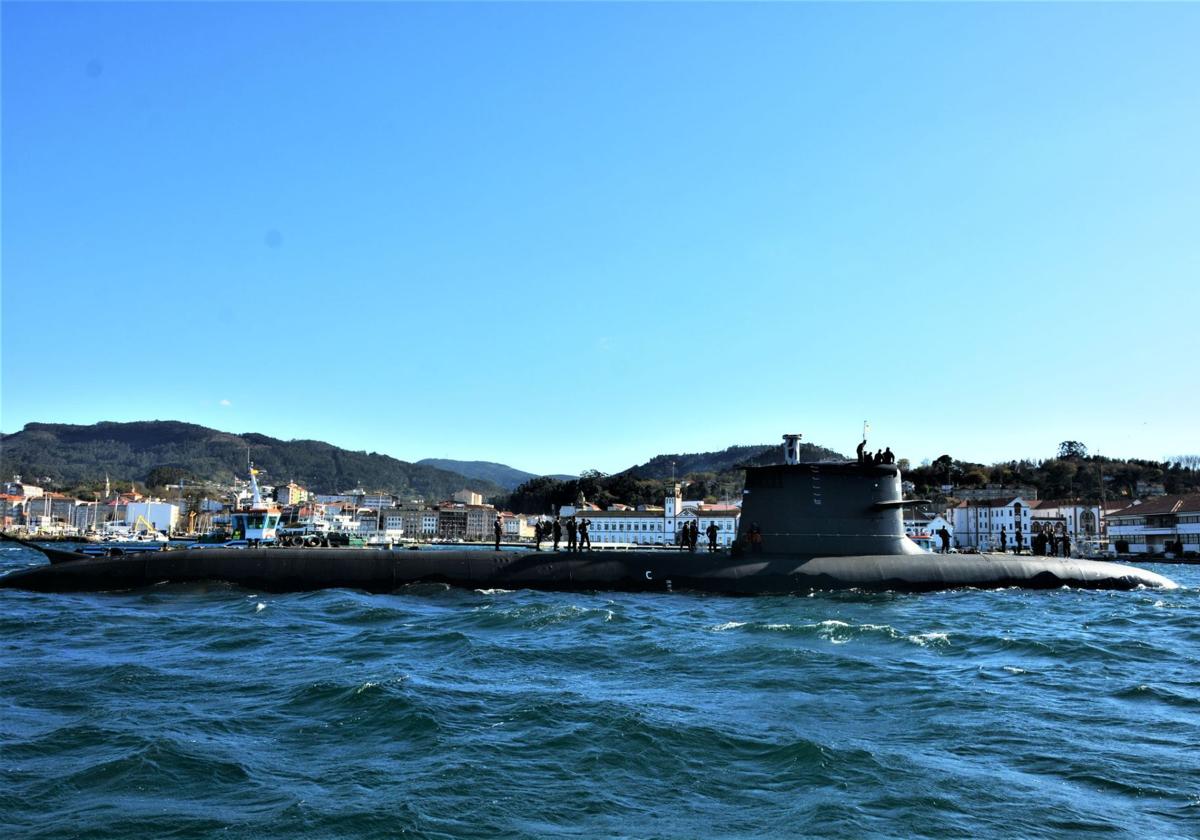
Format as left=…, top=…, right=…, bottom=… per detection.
left=1107, top=494, right=1200, bottom=555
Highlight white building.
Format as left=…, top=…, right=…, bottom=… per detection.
left=952, top=497, right=1032, bottom=551
left=579, top=485, right=740, bottom=547
left=904, top=511, right=952, bottom=540
left=1107, top=494, right=1200, bottom=555
left=125, top=501, right=181, bottom=534
left=453, top=490, right=483, bottom=506
left=1029, top=500, right=1104, bottom=541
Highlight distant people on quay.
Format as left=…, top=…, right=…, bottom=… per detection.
left=566, top=517, right=578, bottom=552
left=937, top=526, right=951, bottom=553
left=494, top=516, right=503, bottom=551
left=579, top=518, right=592, bottom=552
left=706, top=522, right=719, bottom=552
left=553, top=516, right=562, bottom=552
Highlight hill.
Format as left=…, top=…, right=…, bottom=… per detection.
left=622, top=442, right=846, bottom=480
left=500, top=440, right=848, bottom=514
left=416, top=459, right=575, bottom=491
left=0, top=421, right=505, bottom=500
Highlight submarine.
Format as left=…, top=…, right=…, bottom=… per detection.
left=0, top=435, right=1175, bottom=594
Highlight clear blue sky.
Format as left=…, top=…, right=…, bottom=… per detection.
left=3, top=2, right=1198, bottom=475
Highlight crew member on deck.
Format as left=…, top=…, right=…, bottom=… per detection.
left=937, top=526, right=951, bottom=553
left=706, top=522, right=719, bottom=552
left=883, top=447, right=895, bottom=464
left=579, top=518, right=591, bottom=551
left=567, top=517, right=578, bottom=553
left=534, top=521, right=543, bottom=551
left=494, top=516, right=503, bottom=551
left=856, top=439, right=868, bottom=465
left=1000, top=526, right=1007, bottom=553
left=553, top=516, right=562, bottom=552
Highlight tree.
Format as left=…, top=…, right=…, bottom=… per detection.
left=1057, top=441, right=1088, bottom=460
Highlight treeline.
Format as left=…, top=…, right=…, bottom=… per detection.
left=499, top=440, right=846, bottom=514
left=905, top=446, right=1200, bottom=502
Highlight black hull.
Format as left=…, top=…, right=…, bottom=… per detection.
left=0, top=545, right=1175, bottom=594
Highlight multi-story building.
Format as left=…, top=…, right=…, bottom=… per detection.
left=464, top=505, right=493, bottom=540
left=437, top=508, right=468, bottom=539
left=575, top=487, right=740, bottom=547
left=399, top=508, right=438, bottom=538
left=453, top=490, right=483, bottom=506
left=1028, top=500, right=1104, bottom=541
left=1107, top=494, right=1200, bottom=554
left=276, top=483, right=309, bottom=506
left=952, top=497, right=1032, bottom=550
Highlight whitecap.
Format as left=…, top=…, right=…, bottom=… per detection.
left=1002, top=666, right=1027, bottom=675
left=710, top=621, right=746, bottom=632
left=254, top=602, right=267, bottom=613
left=475, top=588, right=515, bottom=595
left=355, top=681, right=379, bottom=694
left=908, top=631, right=949, bottom=647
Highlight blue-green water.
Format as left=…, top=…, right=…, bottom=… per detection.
left=2, top=545, right=1198, bottom=839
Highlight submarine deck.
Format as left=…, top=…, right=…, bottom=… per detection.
left=0, top=544, right=1176, bottom=594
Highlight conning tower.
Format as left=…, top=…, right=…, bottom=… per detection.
left=738, top=434, right=921, bottom=557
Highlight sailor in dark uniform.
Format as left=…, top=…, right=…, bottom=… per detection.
left=534, top=521, right=543, bottom=551
left=705, top=522, right=719, bottom=552
left=553, top=517, right=562, bottom=552
left=494, top=516, right=503, bottom=551
left=856, top=439, right=867, bottom=465
left=579, top=518, right=591, bottom=551
left=567, top=517, right=578, bottom=553
left=937, top=526, right=951, bottom=554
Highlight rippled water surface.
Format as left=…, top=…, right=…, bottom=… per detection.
left=2, top=545, right=1199, bottom=839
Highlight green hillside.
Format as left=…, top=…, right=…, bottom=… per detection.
left=0, top=421, right=504, bottom=500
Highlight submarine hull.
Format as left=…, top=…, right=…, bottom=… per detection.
left=0, top=546, right=1175, bottom=594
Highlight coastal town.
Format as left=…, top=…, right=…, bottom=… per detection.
left=4, top=465, right=1197, bottom=559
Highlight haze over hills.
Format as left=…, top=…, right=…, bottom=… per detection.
left=0, top=422, right=506, bottom=500
left=416, top=459, right=575, bottom=491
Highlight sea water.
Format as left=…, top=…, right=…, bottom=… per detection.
left=2, top=544, right=1198, bottom=839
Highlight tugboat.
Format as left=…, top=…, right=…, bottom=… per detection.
left=0, top=434, right=1176, bottom=593
left=229, top=465, right=281, bottom=546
